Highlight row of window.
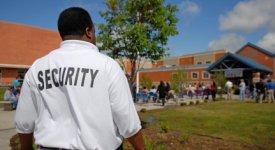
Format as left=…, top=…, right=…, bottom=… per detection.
left=197, top=61, right=211, bottom=65
left=172, top=71, right=210, bottom=80
left=159, top=61, right=212, bottom=67
left=191, top=71, right=210, bottom=79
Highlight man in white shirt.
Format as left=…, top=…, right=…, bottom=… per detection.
left=15, top=7, right=144, bottom=150
left=225, top=80, right=233, bottom=100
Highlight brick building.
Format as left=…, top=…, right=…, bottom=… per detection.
left=236, top=43, right=275, bottom=79
left=139, top=43, right=275, bottom=86
left=207, top=43, right=275, bottom=86
left=0, top=21, right=61, bottom=85
left=139, top=50, right=229, bottom=85
left=1, top=21, right=274, bottom=87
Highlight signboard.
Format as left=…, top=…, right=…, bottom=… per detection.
left=224, top=69, right=243, bottom=78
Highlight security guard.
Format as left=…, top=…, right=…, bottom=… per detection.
left=15, top=7, right=144, bottom=150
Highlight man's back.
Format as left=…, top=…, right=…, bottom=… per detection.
left=15, top=40, right=141, bottom=149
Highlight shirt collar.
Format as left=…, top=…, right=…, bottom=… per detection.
left=60, top=40, right=99, bottom=52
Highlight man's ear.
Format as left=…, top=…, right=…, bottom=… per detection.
left=85, top=27, right=96, bottom=44
left=85, top=27, right=92, bottom=39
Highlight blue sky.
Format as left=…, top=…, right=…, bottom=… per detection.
left=1, top=0, right=275, bottom=56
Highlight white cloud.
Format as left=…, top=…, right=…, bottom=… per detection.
left=179, top=0, right=201, bottom=16
left=208, top=34, right=245, bottom=51
left=257, top=32, right=275, bottom=52
left=219, top=0, right=275, bottom=33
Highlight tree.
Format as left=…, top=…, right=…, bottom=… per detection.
left=140, top=75, right=153, bottom=90
left=212, top=71, right=226, bottom=88
left=171, top=69, right=189, bottom=94
left=97, top=0, right=178, bottom=84
left=212, top=71, right=227, bottom=99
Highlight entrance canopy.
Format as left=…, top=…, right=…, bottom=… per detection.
left=206, top=53, right=272, bottom=76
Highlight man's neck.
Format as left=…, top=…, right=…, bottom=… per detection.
left=62, top=35, right=82, bottom=41
left=62, top=35, right=95, bottom=45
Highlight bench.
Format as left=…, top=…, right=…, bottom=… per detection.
left=0, top=101, right=13, bottom=111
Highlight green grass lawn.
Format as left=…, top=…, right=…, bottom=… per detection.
left=139, top=100, right=275, bottom=149
left=0, top=87, right=6, bottom=101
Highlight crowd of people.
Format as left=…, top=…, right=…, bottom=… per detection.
left=134, top=81, right=172, bottom=106
left=225, top=78, right=275, bottom=103
left=134, top=78, right=275, bottom=105
left=249, top=79, right=275, bottom=103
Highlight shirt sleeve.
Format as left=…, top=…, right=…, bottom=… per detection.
left=14, top=72, right=38, bottom=134
left=106, top=59, right=141, bottom=138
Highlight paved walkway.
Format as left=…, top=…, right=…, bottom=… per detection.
left=0, top=108, right=16, bottom=150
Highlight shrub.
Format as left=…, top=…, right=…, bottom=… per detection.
left=144, top=136, right=166, bottom=150
left=180, top=102, right=186, bottom=106
left=140, top=108, right=147, bottom=113
left=181, top=133, right=190, bottom=142
left=160, top=123, right=170, bottom=133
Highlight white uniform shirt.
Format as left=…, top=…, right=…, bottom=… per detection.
left=15, top=40, right=141, bottom=150
left=225, top=81, right=233, bottom=89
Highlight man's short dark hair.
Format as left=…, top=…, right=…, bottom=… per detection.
left=58, top=7, right=94, bottom=39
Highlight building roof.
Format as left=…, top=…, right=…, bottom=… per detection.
left=0, top=21, right=61, bottom=67
left=179, top=49, right=229, bottom=58
left=236, top=42, right=275, bottom=57
left=207, top=52, right=272, bottom=73
left=140, top=64, right=210, bottom=72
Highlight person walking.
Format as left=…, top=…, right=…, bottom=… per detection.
left=157, top=81, right=166, bottom=106
left=239, top=79, right=246, bottom=101
left=15, top=7, right=144, bottom=150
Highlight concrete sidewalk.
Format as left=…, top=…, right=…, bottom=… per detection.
left=0, top=108, right=16, bottom=150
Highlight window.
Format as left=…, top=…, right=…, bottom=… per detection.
left=202, top=71, right=209, bottom=79
left=197, top=62, right=202, bottom=65
left=171, top=73, right=177, bottom=80
left=17, top=69, right=28, bottom=79
left=206, top=61, right=211, bottom=64
left=191, top=72, right=198, bottom=79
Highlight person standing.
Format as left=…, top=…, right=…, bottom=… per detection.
left=157, top=81, right=166, bottom=106
left=15, top=7, right=144, bottom=150
left=12, top=75, right=21, bottom=89
left=165, top=82, right=171, bottom=100
left=266, top=79, right=274, bottom=103
left=3, top=86, right=18, bottom=109
left=239, top=79, right=246, bottom=101
left=249, top=82, right=257, bottom=100
left=149, top=85, right=157, bottom=102
left=256, top=79, right=265, bottom=103
left=225, top=80, right=233, bottom=100
left=210, top=82, right=216, bottom=101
